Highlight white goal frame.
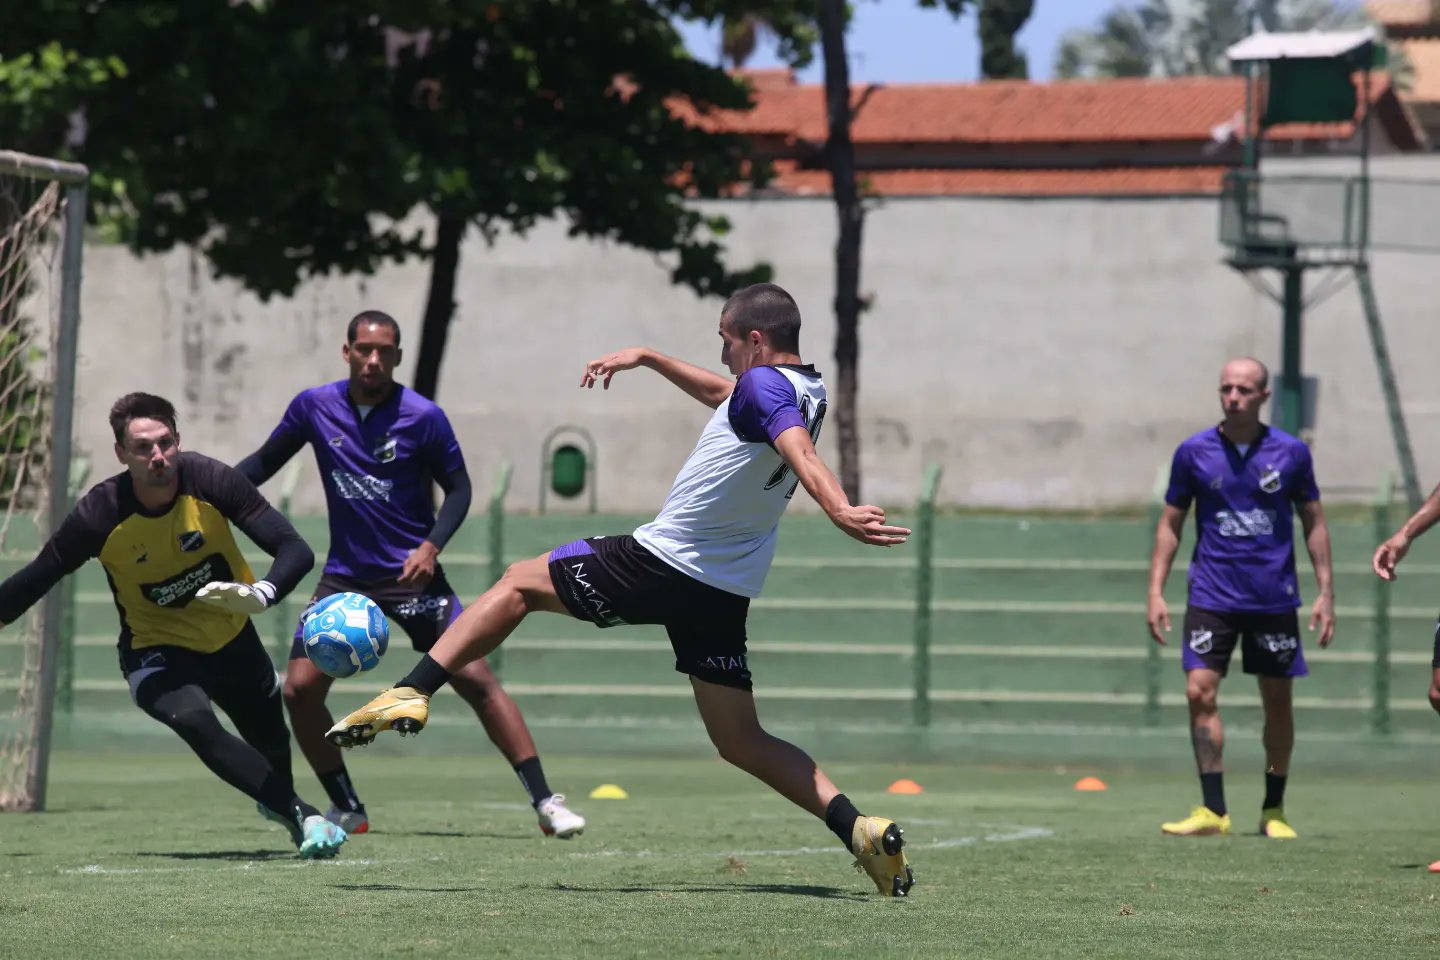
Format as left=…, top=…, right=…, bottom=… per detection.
left=0, top=150, right=87, bottom=812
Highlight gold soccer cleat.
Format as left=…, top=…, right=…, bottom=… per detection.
left=1161, top=806, right=1231, bottom=837
left=851, top=816, right=914, bottom=897
left=325, top=686, right=430, bottom=747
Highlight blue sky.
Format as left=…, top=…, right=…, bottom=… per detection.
left=675, top=0, right=1120, bottom=84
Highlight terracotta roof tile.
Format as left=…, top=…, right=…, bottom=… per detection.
left=1367, top=0, right=1436, bottom=27
left=690, top=73, right=1405, bottom=146
left=760, top=164, right=1229, bottom=198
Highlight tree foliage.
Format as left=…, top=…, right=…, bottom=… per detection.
left=0, top=1, right=837, bottom=395
left=1054, top=0, right=1375, bottom=80
left=978, top=0, right=1035, bottom=80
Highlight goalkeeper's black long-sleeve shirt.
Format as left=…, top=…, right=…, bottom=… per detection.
left=0, top=451, right=313, bottom=653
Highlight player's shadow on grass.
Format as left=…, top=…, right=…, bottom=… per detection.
left=137, top=849, right=295, bottom=862
left=550, top=881, right=868, bottom=901
left=375, top=829, right=530, bottom=841
left=333, top=883, right=488, bottom=893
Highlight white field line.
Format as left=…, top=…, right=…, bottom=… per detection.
left=17, top=677, right=1433, bottom=712
left=42, top=632, right=1438, bottom=667
left=415, top=553, right=1440, bottom=577
left=61, top=593, right=1435, bottom=618
left=566, top=826, right=1054, bottom=860
left=59, top=858, right=391, bottom=876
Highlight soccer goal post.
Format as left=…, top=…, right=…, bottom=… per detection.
left=0, top=150, right=88, bottom=812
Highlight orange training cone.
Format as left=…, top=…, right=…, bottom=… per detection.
left=887, top=779, right=924, bottom=794
left=1074, top=776, right=1107, bottom=792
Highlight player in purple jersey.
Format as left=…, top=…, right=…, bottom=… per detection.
left=1148, top=357, right=1335, bottom=839
left=237, top=312, right=583, bottom=839
left=324, top=284, right=920, bottom=897
left=1372, top=476, right=1440, bottom=872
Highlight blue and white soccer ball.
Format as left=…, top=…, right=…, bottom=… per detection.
left=302, top=592, right=389, bottom=679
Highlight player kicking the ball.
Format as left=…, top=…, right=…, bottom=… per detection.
left=237, top=311, right=583, bottom=839
left=0, top=394, right=344, bottom=858
left=328, top=284, right=916, bottom=896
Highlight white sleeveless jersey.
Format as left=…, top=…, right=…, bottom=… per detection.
left=634, top=364, right=827, bottom=598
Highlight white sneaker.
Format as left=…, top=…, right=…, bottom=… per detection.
left=536, top=794, right=585, bottom=838
left=324, top=804, right=369, bottom=835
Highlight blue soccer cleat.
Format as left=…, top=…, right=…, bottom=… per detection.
left=257, top=802, right=346, bottom=858
left=298, top=815, right=347, bottom=859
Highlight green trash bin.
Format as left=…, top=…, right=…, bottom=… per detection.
left=550, top=444, right=587, bottom=499
left=539, top=425, right=597, bottom=513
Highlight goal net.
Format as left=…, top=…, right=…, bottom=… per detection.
left=0, top=151, right=87, bottom=812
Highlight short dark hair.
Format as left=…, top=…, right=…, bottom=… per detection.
left=347, top=310, right=402, bottom=348
left=721, top=283, right=801, bottom=353
left=110, top=393, right=178, bottom=444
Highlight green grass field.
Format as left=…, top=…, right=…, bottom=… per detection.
left=4, top=751, right=1439, bottom=959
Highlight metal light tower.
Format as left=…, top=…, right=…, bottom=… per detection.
left=1221, top=29, right=1422, bottom=509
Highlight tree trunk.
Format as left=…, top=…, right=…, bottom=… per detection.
left=818, top=0, right=863, bottom=503
left=413, top=212, right=465, bottom=401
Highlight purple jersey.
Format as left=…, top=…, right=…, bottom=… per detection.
left=270, top=381, right=465, bottom=580
left=1164, top=425, right=1319, bottom=613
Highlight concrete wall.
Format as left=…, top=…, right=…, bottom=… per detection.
left=72, top=157, right=1440, bottom=513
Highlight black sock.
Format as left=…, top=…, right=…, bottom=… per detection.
left=399, top=654, right=453, bottom=696
left=1200, top=772, right=1226, bottom=816
left=318, top=764, right=364, bottom=813
left=825, top=794, right=862, bottom=850
left=291, top=796, right=321, bottom=822
left=513, top=756, right=552, bottom=807
left=1263, top=772, right=1287, bottom=810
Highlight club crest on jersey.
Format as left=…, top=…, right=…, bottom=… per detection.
left=1259, top=468, right=1281, bottom=493
left=328, top=435, right=344, bottom=447
left=1209, top=475, right=1223, bottom=491
left=1189, top=629, right=1213, bottom=654
left=177, top=530, right=205, bottom=552
left=373, top=436, right=398, bottom=463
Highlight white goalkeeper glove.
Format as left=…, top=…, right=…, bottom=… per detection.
left=194, top=580, right=277, bottom=615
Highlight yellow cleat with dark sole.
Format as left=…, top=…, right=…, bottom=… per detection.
left=325, top=686, right=430, bottom=748
left=851, top=816, right=914, bottom=897
left=1161, top=806, right=1231, bottom=837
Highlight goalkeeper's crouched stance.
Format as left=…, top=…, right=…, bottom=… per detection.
left=0, top=393, right=344, bottom=859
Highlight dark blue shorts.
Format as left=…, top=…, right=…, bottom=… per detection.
left=547, top=535, right=753, bottom=691
left=288, top=567, right=462, bottom=661
left=1181, top=606, right=1307, bottom=678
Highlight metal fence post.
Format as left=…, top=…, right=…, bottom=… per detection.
left=273, top=461, right=303, bottom=663
left=487, top=461, right=513, bottom=678
left=912, top=464, right=942, bottom=727
left=1145, top=462, right=1167, bottom=727
left=56, top=457, right=91, bottom=716
left=1372, top=472, right=1395, bottom=736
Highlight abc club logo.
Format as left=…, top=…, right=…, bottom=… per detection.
left=1189, top=629, right=1213, bottom=654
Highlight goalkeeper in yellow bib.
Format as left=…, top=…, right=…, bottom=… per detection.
left=0, top=393, right=344, bottom=858
left=328, top=283, right=918, bottom=896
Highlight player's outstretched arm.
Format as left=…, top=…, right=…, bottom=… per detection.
left=582, top=347, right=734, bottom=408
left=193, top=457, right=314, bottom=614
left=772, top=427, right=910, bottom=546
left=235, top=412, right=307, bottom=486
left=1297, top=499, right=1336, bottom=647
left=1147, top=504, right=1186, bottom=645
left=1373, top=481, right=1440, bottom=581
left=400, top=464, right=472, bottom=585
left=0, top=499, right=105, bottom=630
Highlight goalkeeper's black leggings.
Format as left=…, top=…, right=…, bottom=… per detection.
left=125, top=625, right=316, bottom=821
